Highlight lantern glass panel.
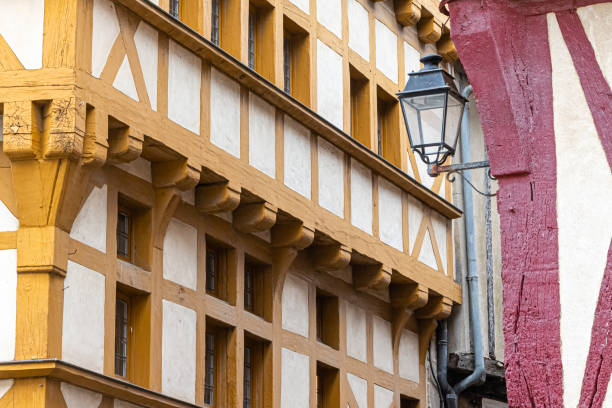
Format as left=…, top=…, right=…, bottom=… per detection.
left=400, top=92, right=447, bottom=164
left=443, top=93, right=465, bottom=157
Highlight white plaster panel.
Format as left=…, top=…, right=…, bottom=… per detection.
left=416, top=151, right=436, bottom=190
left=418, top=229, right=438, bottom=270
left=404, top=42, right=421, bottom=75
left=0, top=250, right=16, bottom=361
left=347, top=373, right=367, bottom=408
left=0, top=380, right=13, bottom=399
left=548, top=14, right=612, bottom=408
left=374, top=384, right=394, bottom=408
left=92, top=0, right=121, bottom=77
left=281, top=348, right=309, bottom=408
left=113, top=56, right=139, bottom=101
left=115, top=157, right=152, bottom=182
left=134, top=22, right=159, bottom=111
left=61, top=383, right=103, bottom=408
left=115, top=400, right=144, bottom=408
left=148, top=0, right=159, bottom=4
left=375, top=20, right=398, bottom=83
left=168, top=40, right=201, bottom=134
left=317, top=0, right=342, bottom=38
left=211, top=68, right=241, bottom=157
left=0, top=200, right=18, bottom=232
left=162, top=300, right=197, bottom=403
left=318, top=138, right=344, bottom=217
left=317, top=40, right=344, bottom=129
left=289, top=0, right=309, bottom=14
left=431, top=212, right=448, bottom=274
left=604, top=379, right=612, bottom=408
left=70, top=185, right=107, bottom=253
left=378, top=178, right=403, bottom=250
left=282, top=274, right=309, bottom=337
left=249, top=92, right=276, bottom=177
left=372, top=315, right=393, bottom=374
left=577, top=5, right=612, bottom=89
left=350, top=159, right=373, bottom=234
left=348, top=0, right=369, bottom=61
left=346, top=302, right=367, bottom=362
left=0, top=0, right=44, bottom=70
left=62, top=261, right=106, bottom=373
left=398, top=329, right=419, bottom=382
left=284, top=115, right=311, bottom=199
left=407, top=195, right=424, bottom=253
left=163, top=218, right=198, bottom=290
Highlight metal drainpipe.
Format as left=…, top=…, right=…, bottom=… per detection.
left=436, top=85, right=486, bottom=408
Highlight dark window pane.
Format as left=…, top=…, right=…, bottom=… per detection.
left=244, top=264, right=253, bottom=312
left=243, top=346, right=252, bottom=408
left=204, top=333, right=215, bottom=404
left=114, top=299, right=129, bottom=377
left=117, top=211, right=130, bottom=258
left=169, top=0, right=179, bottom=18
left=248, top=11, right=256, bottom=70
left=211, top=0, right=220, bottom=46
left=206, top=249, right=216, bottom=292
left=283, top=37, right=291, bottom=94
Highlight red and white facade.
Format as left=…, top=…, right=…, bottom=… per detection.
left=448, top=1, right=612, bottom=406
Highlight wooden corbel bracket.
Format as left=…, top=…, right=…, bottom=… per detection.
left=353, top=264, right=392, bottom=292
left=107, top=125, right=143, bottom=164
left=417, top=14, right=442, bottom=44
left=233, top=201, right=278, bottom=233
left=395, top=0, right=422, bottom=27
left=311, top=244, right=352, bottom=273
left=195, top=181, right=241, bottom=213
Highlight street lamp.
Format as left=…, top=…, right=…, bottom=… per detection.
left=397, top=54, right=491, bottom=182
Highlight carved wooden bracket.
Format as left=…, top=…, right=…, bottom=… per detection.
left=418, top=15, right=442, bottom=44
left=107, top=124, right=143, bottom=164
left=390, top=283, right=429, bottom=310
left=437, top=33, right=458, bottom=62
left=195, top=181, right=241, bottom=213
left=233, top=201, right=278, bottom=233
left=271, top=220, right=314, bottom=250
left=415, top=295, right=453, bottom=363
left=311, top=244, right=351, bottom=272
left=82, top=106, right=108, bottom=167
left=395, top=0, right=421, bottom=26
left=353, top=264, right=392, bottom=291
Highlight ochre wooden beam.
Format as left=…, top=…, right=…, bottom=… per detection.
left=233, top=201, right=278, bottom=233
left=195, top=181, right=241, bottom=213
left=437, top=32, right=458, bottom=63
left=271, top=220, right=315, bottom=250
left=353, top=264, right=392, bottom=291
left=395, top=0, right=421, bottom=27
left=390, top=283, right=429, bottom=309
left=416, top=295, right=452, bottom=320
left=311, top=244, right=352, bottom=273
left=107, top=125, right=143, bottom=164
left=417, top=15, right=442, bottom=44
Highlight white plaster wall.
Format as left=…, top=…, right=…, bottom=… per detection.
left=578, top=4, right=612, bottom=88
left=249, top=92, right=276, bottom=177
left=0, top=250, right=16, bottom=361
left=347, top=373, right=367, bottom=408
left=346, top=302, right=367, bottom=362
left=318, top=138, right=344, bottom=217
left=211, top=68, right=241, bottom=157
left=163, top=218, right=198, bottom=290
left=92, top=0, right=121, bottom=77
left=62, top=261, right=106, bottom=373
left=168, top=40, right=201, bottom=134
left=115, top=157, right=152, bottom=182
left=431, top=212, right=448, bottom=274
left=348, top=0, right=369, bottom=61
left=548, top=14, right=612, bottom=408
left=282, top=274, right=309, bottom=337
left=281, top=348, right=310, bottom=408
left=61, top=383, right=103, bottom=408
left=378, top=178, right=403, bottom=251
left=162, top=300, right=197, bottom=403
left=316, top=40, right=344, bottom=130
left=374, top=384, right=394, bottom=408
left=407, top=195, right=424, bottom=254
left=284, top=115, right=311, bottom=199
left=70, top=185, right=107, bottom=253
left=0, top=200, right=18, bottom=232
left=375, top=20, right=398, bottom=83
left=372, top=315, right=393, bottom=374
left=398, top=329, right=419, bottom=382
left=289, top=0, right=309, bottom=14
left=416, top=156, right=435, bottom=190
left=404, top=42, right=421, bottom=76
left=113, top=56, right=139, bottom=101
left=0, top=0, right=44, bottom=70
left=419, top=229, right=438, bottom=270
left=350, top=159, right=372, bottom=234
left=134, top=22, right=159, bottom=111
left=0, top=380, right=13, bottom=399
left=317, top=0, right=342, bottom=38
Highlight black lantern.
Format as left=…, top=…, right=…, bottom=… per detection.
left=397, top=54, right=467, bottom=166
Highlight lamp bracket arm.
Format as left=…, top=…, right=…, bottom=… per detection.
left=428, top=161, right=498, bottom=197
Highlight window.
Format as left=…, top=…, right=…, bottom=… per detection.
left=244, top=335, right=269, bottom=408
left=117, top=209, right=131, bottom=260
left=211, top=0, right=221, bottom=46
left=243, top=344, right=252, bottom=408
left=401, top=395, right=418, bottom=408
left=206, top=238, right=235, bottom=303
left=116, top=196, right=152, bottom=270
left=169, top=0, right=179, bottom=18
left=205, top=320, right=234, bottom=406
left=316, top=363, right=339, bottom=408
left=244, top=256, right=269, bottom=319
left=283, top=17, right=310, bottom=105
left=204, top=332, right=216, bottom=404
left=248, top=9, right=256, bottom=69
left=349, top=65, right=371, bottom=147
left=114, top=286, right=150, bottom=385
left=377, top=88, right=402, bottom=167
left=316, top=289, right=339, bottom=349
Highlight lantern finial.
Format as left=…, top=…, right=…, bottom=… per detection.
left=420, top=54, right=444, bottom=70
